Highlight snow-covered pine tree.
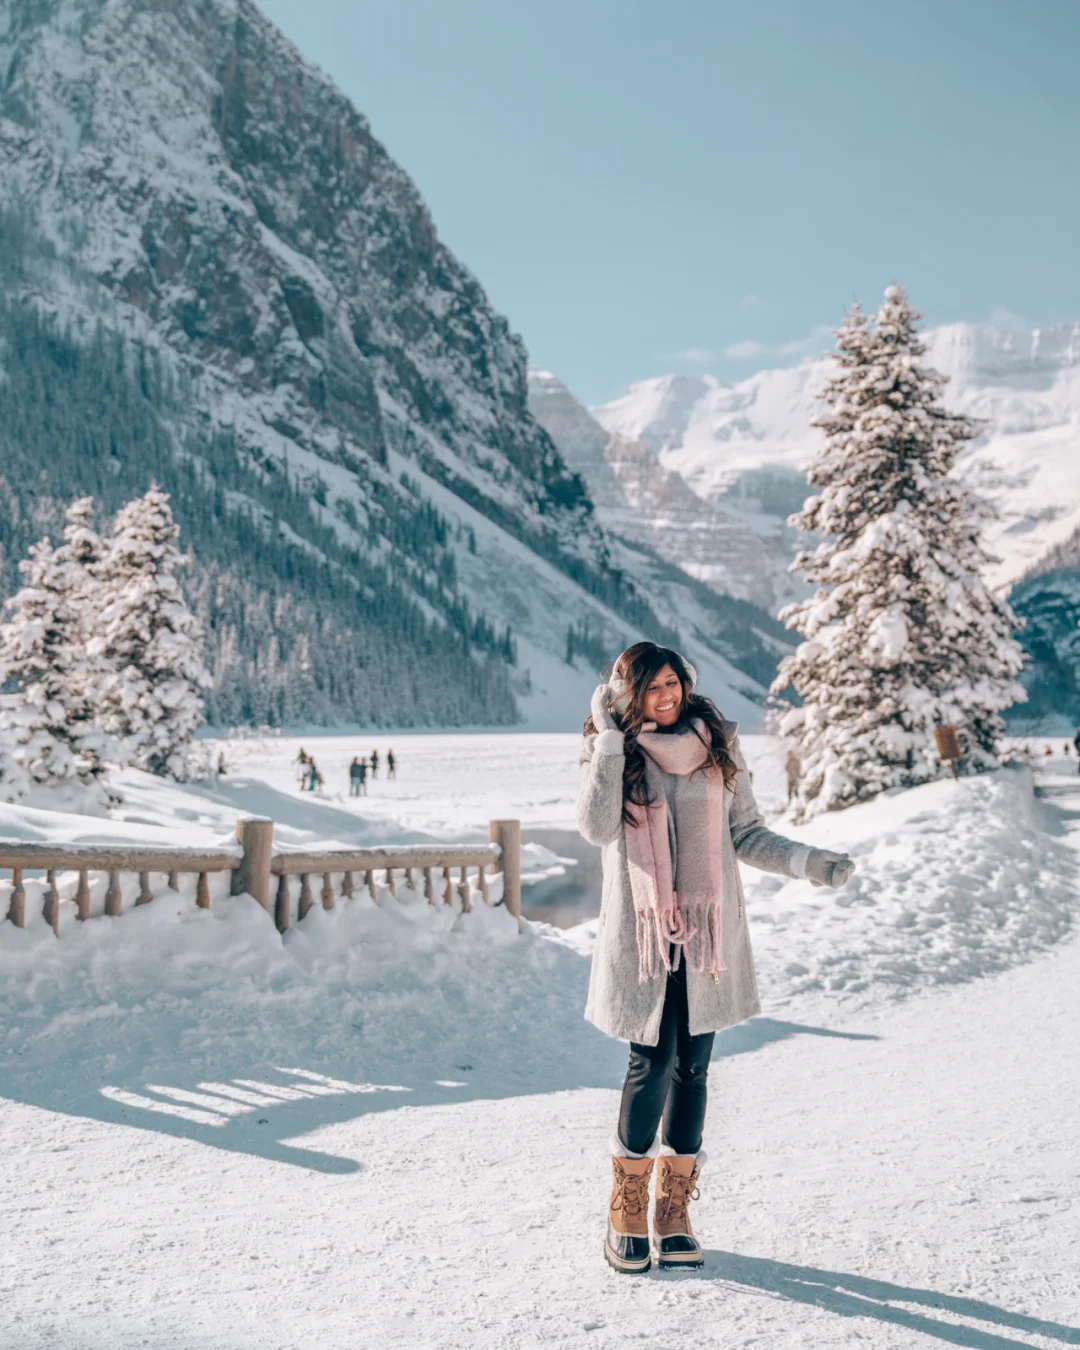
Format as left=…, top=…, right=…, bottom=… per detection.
left=54, top=495, right=113, bottom=711
left=56, top=496, right=106, bottom=586
left=93, top=486, right=210, bottom=778
left=772, top=285, right=1025, bottom=814
left=0, top=509, right=114, bottom=804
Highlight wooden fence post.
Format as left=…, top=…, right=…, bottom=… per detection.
left=232, top=817, right=274, bottom=909
left=8, top=868, right=25, bottom=928
left=489, top=819, right=521, bottom=927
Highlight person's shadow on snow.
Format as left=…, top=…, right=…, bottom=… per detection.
left=711, top=1016, right=879, bottom=1058
left=663, top=1250, right=1080, bottom=1348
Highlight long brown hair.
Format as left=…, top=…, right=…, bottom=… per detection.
left=584, top=642, right=738, bottom=825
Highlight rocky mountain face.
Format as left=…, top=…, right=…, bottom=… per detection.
left=588, top=369, right=819, bottom=609
left=0, top=0, right=783, bottom=728
left=0, top=0, right=585, bottom=534
left=527, top=371, right=779, bottom=609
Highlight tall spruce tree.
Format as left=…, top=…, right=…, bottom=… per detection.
left=54, top=496, right=113, bottom=719
left=92, top=487, right=210, bottom=778
left=0, top=523, right=113, bottom=803
left=773, top=285, right=1025, bottom=814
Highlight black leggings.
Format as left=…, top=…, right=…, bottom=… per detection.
left=617, top=963, right=715, bottom=1157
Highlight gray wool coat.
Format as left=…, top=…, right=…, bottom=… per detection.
left=578, top=724, right=809, bottom=1045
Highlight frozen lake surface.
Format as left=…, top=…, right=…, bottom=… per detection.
left=208, top=731, right=789, bottom=926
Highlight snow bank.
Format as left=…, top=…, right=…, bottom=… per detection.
left=742, top=764, right=1075, bottom=1011
left=0, top=871, right=621, bottom=1169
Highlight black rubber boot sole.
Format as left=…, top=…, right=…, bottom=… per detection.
left=604, top=1240, right=651, bottom=1274
left=657, top=1253, right=704, bottom=1270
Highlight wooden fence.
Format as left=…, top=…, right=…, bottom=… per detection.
left=0, top=817, right=522, bottom=937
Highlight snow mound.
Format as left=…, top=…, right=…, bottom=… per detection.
left=0, top=872, right=620, bottom=1169
left=743, top=764, right=1075, bottom=1010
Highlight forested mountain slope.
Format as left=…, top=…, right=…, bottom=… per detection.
left=0, top=0, right=780, bottom=728
left=1007, top=530, right=1080, bottom=730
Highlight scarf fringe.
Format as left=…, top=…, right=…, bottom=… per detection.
left=637, top=903, right=728, bottom=982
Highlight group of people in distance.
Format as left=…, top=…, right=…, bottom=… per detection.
left=348, top=749, right=396, bottom=796
left=293, top=747, right=396, bottom=795
left=1042, top=728, right=1080, bottom=773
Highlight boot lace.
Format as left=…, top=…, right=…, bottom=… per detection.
left=657, top=1167, right=700, bottom=1225
left=611, top=1166, right=650, bottom=1219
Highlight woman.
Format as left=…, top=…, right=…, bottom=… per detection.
left=579, top=642, right=854, bottom=1274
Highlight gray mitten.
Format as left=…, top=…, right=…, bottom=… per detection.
left=806, top=849, right=856, bottom=888
left=590, top=683, right=625, bottom=756
left=590, top=683, right=619, bottom=733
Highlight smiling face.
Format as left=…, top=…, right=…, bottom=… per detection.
left=642, top=663, right=684, bottom=727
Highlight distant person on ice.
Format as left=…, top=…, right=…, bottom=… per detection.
left=579, top=642, right=855, bottom=1274
left=370, top=749, right=379, bottom=779
left=295, top=749, right=309, bottom=791
left=307, top=759, right=321, bottom=793
left=349, top=757, right=363, bottom=797
left=1073, top=727, right=1080, bottom=772
left=784, top=747, right=800, bottom=805
left=387, top=749, right=396, bottom=779
left=217, top=752, right=227, bottom=778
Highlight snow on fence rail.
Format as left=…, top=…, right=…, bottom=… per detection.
left=0, top=817, right=522, bottom=937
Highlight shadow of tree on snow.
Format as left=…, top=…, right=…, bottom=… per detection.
left=1, top=1014, right=875, bottom=1174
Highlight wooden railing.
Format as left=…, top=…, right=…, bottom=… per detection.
left=0, top=818, right=522, bottom=937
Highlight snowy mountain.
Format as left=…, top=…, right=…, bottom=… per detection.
left=0, top=0, right=778, bottom=730
left=591, top=322, right=1080, bottom=594
left=528, top=370, right=781, bottom=610
left=581, top=321, right=1080, bottom=723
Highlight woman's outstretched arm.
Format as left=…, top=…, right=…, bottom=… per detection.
left=728, top=737, right=853, bottom=885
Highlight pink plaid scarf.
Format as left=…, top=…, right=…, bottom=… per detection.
left=626, top=719, right=728, bottom=981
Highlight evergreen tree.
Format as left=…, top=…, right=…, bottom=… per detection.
left=54, top=496, right=113, bottom=715
left=56, top=496, right=106, bottom=585
left=772, top=285, right=1025, bottom=814
left=0, top=527, right=113, bottom=803
left=93, top=487, right=210, bottom=778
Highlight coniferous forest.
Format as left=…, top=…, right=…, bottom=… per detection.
left=0, top=294, right=519, bottom=728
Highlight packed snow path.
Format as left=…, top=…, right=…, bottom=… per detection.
left=1, top=761, right=1079, bottom=1347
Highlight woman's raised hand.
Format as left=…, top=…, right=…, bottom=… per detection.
left=805, top=849, right=856, bottom=888
left=590, top=683, right=619, bottom=733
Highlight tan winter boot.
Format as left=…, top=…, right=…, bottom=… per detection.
left=605, top=1155, right=654, bottom=1273
left=654, top=1152, right=704, bottom=1268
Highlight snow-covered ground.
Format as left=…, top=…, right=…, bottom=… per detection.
left=1, top=737, right=1078, bottom=1347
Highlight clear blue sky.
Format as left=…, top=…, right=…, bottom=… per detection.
left=260, top=0, right=1080, bottom=405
